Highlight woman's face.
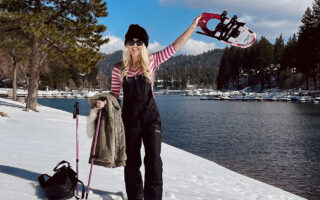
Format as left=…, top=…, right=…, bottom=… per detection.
left=128, top=38, right=143, bottom=57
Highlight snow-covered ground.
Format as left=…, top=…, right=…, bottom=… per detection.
left=0, top=97, right=306, bottom=200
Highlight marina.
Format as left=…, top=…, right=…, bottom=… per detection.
left=1, top=88, right=319, bottom=104
left=0, top=89, right=100, bottom=99
left=183, top=89, right=320, bottom=104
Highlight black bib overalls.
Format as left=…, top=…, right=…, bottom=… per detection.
left=122, top=75, right=163, bottom=200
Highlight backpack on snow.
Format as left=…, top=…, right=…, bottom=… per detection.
left=38, top=160, right=85, bottom=200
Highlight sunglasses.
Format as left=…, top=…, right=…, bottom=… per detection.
left=127, top=40, right=144, bottom=46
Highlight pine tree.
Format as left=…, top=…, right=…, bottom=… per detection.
left=255, top=36, right=273, bottom=91
left=0, top=40, right=31, bottom=100
left=279, top=34, right=297, bottom=88
left=312, top=0, right=320, bottom=89
left=297, top=7, right=315, bottom=89
left=281, top=35, right=297, bottom=70
left=273, top=34, right=285, bottom=66
left=0, top=0, right=108, bottom=111
left=229, top=47, right=243, bottom=89
left=217, top=47, right=231, bottom=90
left=0, top=3, right=31, bottom=101
left=242, top=42, right=258, bottom=90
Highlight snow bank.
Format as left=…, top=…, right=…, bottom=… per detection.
left=0, top=98, right=305, bottom=200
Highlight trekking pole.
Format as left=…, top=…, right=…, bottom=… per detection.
left=73, top=102, right=80, bottom=196
left=86, top=109, right=102, bottom=199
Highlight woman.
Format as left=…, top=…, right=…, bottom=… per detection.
left=97, top=15, right=201, bottom=200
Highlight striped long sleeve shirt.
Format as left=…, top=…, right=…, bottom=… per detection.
left=110, top=44, right=176, bottom=97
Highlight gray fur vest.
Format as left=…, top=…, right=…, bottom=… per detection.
left=87, top=93, right=126, bottom=168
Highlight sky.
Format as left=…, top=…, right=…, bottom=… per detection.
left=99, top=0, right=314, bottom=55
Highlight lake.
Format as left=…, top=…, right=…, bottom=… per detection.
left=38, top=95, right=320, bottom=200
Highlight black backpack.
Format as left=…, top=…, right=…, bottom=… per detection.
left=38, top=160, right=85, bottom=200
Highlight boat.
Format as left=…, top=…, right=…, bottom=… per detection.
left=193, top=90, right=201, bottom=96
left=220, top=96, right=231, bottom=100
left=291, top=96, right=306, bottom=102
left=230, top=95, right=243, bottom=101
left=311, top=99, right=319, bottom=104
left=200, top=96, right=209, bottom=100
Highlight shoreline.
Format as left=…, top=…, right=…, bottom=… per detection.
left=1, top=87, right=320, bottom=104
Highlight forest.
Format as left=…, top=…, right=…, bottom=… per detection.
left=218, top=2, right=320, bottom=91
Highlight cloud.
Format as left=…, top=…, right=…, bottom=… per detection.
left=238, top=15, right=300, bottom=39
left=100, top=35, right=125, bottom=54
left=148, top=39, right=217, bottom=56
left=148, top=41, right=166, bottom=53
left=100, top=36, right=215, bottom=56
left=175, top=38, right=216, bottom=55
left=100, top=36, right=166, bottom=54
left=159, top=0, right=314, bottom=39
left=160, top=0, right=313, bottom=17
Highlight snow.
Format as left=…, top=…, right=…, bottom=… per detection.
left=0, top=97, right=306, bottom=200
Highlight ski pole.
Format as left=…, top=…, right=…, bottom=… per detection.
left=86, top=109, right=102, bottom=199
left=73, top=102, right=80, bottom=196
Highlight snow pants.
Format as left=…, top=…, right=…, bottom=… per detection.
left=122, top=75, right=163, bottom=200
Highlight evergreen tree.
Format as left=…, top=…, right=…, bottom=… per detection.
left=255, top=36, right=273, bottom=91
left=217, top=47, right=231, bottom=89
left=0, top=11, right=31, bottom=101
left=279, top=34, right=297, bottom=88
left=86, top=66, right=99, bottom=90
left=229, top=46, right=243, bottom=89
left=49, top=59, right=69, bottom=90
left=242, top=42, right=258, bottom=89
left=273, top=34, right=285, bottom=67
left=0, top=0, right=108, bottom=111
left=180, top=76, right=187, bottom=89
left=273, top=34, right=285, bottom=86
left=312, top=0, right=320, bottom=89
left=0, top=40, right=30, bottom=100
left=297, top=7, right=315, bottom=89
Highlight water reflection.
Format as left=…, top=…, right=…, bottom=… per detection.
left=156, top=96, right=320, bottom=200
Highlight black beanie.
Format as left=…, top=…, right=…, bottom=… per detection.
left=124, top=24, right=149, bottom=48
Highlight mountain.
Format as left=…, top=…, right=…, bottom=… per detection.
left=98, top=49, right=224, bottom=75
left=97, top=49, right=224, bottom=88
left=98, top=50, right=123, bottom=76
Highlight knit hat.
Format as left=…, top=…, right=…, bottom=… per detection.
left=124, top=24, right=149, bottom=48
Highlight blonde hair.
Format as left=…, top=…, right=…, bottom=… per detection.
left=122, top=44, right=151, bottom=82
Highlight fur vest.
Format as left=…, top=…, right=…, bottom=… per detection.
left=87, top=93, right=126, bottom=168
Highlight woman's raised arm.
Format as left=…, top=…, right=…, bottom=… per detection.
left=172, top=14, right=202, bottom=51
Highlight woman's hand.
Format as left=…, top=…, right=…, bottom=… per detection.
left=191, top=14, right=202, bottom=29
left=96, top=100, right=106, bottom=109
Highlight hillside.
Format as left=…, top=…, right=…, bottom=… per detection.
left=97, top=49, right=224, bottom=88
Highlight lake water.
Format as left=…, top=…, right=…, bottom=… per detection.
left=38, top=95, right=320, bottom=200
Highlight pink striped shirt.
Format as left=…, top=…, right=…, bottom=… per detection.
left=110, top=44, right=176, bottom=96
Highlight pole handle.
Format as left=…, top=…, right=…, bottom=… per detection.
left=73, top=102, right=79, bottom=119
